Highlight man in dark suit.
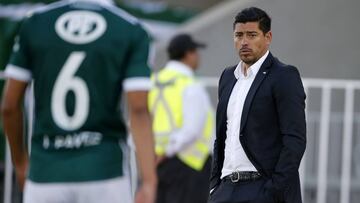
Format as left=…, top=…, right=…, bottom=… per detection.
left=209, top=7, right=306, bottom=203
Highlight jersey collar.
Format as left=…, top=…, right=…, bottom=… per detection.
left=67, top=0, right=115, bottom=6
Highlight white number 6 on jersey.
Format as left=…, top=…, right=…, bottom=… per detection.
left=51, top=51, right=89, bottom=130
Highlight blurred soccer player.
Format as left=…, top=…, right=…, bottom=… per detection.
left=1, top=0, right=157, bottom=202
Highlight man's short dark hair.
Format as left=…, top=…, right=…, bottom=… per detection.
left=233, top=7, right=271, bottom=34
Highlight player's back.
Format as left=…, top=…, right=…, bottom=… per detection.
left=23, top=0, right=149, bottom=138
left=7, top=0, right=152, bottom=182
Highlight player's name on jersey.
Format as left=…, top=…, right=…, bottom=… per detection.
left=42, top=131, right=103, bottom=150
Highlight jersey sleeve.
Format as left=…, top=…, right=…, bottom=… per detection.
left=4, top=17, right=33, bottom=82
left=122, top=25, right=153, bottom=92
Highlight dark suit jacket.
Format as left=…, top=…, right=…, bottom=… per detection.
left=210, top=53, right=306, bottom=203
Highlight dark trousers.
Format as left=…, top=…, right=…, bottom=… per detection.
left=156, top=156, right=211, bottom=203
left=208, top=177, right=279, bottom=203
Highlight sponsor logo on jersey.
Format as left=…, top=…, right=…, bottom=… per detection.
left=55, top=10, right=107, bottom=44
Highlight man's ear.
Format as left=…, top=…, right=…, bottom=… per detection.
left=265, top=31, right=272, bottom=46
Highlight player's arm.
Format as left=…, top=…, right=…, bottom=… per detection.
left=124, top=22, right=157, bottom=202
left=127, top=90, right=157, bottom=203
left=1, top=14, right=33, bottom=190
left=1, top=78, right=29, bottom=190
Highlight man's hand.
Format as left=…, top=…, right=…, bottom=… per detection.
left=156, top=155, right=166, bottom=166
left=14, top=156, right=28, bottom=190
left=135, top=179, right=157, bottom=203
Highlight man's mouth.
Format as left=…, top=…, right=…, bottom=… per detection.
left=240, top=48, right=252, bottom=53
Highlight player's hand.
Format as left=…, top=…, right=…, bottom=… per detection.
left=14, top=156, right=28, bottom=191
left=135, top=179, right=157, bottom=203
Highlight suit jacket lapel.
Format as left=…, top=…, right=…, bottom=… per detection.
left=240, top=53, right=274, bottom=134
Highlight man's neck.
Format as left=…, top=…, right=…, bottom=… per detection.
left=242, top=50, right=269, bottom=77
left=242, top=63, right=251, bottom=77
left=180, top=59, right=196, bottom=71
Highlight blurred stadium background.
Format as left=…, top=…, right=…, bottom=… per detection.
left=1, top=0, right=360, bottom=202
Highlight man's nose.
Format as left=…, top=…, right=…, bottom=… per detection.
left=241, top=37, right=248, bottom=46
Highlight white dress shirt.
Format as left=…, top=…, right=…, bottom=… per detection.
left=163, top=61, right=214, bottom=157
left=221, top=51, right=269, bottom=178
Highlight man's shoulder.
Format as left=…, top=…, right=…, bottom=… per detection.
left=184, top=81, right=208, bottom=99
left=222, top=65, right=237, bottom=76
left=270, top=57, right=299, bottom=74
left=25, top=1, right=148, bottom=42
left=30, top=1, right=141, bottom=27
left=225, top=65, right=237, bottom=71
left=267, top=58, right=302, bottom=86
left=17, top=1, right=67, bottom=28
left=100, top=3, right=139, bottom=25
left=217, top=65, right=236, bottom=89
left=29, top=1, right=69, bottom=17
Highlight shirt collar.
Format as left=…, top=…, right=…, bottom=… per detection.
left=165, top=60, right=194, bottom=77
left=67, top=0, right=114, bottom=5
left=234, top=50, right=269, bottom=79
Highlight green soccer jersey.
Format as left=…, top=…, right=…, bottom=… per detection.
left=5, top=0, right=152, bottom=182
